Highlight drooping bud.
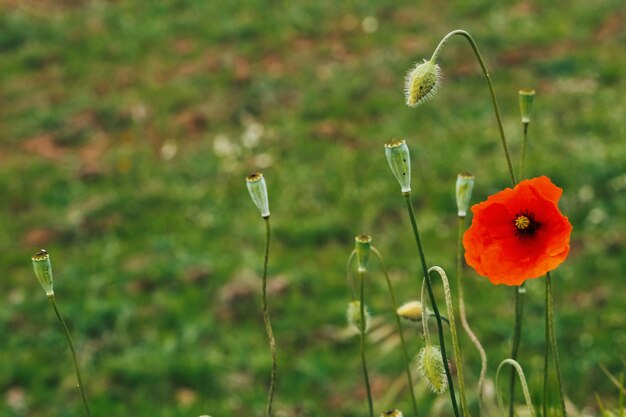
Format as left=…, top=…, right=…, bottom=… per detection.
left=405, top=59, right=442, bottom=107
left=354, top=234, right=372, bottom=273
left=417, top=345, right=448, bottom=394
left=396, top=300, right=424, bottom=323
left=380, top=410, right=403, bottom=417
left=245, top=172, right=270, bottom=218
left=384, top=139, right=411, bottom=194
left=347, top=301, right=370, bottom=334
left=32, top=249, right=54, bottom=296
left=518, top=89, right=535, bottom=124
left=455, top=172, right=475, bottom=218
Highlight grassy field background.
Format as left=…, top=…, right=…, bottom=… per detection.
left=1, top=1, right=625, bottom=416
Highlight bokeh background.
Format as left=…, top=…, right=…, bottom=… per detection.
left=1, top=0, right=625, bottom=416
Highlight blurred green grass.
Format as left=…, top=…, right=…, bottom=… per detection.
left=1, top=0, right=625, bottom=416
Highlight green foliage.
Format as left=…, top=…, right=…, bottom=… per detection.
left=1, top=0, right=625, bottom=416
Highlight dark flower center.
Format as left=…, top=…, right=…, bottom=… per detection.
left=513, top=211, right=540, bottom=237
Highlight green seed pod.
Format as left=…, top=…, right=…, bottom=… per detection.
left=32, top=249, right=54, bottom=296
left=384, top=139, right=411, bottom=194
left=455, top=172, right=475, bottom=218
left=354, top=234, right=372, bottom=273
left=417, top=345, right=448, bottom=394
left=245, top=172, right=270, bottom=218
left=380, top=410, right=403, bottom=417
left=405, top=59, right=442, bottom=107
left=347, top=301, right=370, bottom=334
left=518, top=89, right=535, bottom=124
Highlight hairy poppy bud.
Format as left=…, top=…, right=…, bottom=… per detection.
left=245, top=172, right=270, bottom=218
left=385, top=139, right=411, bottom=195
left=405, top=59, right=442, bottom=107
left=417, top=345, right=448, bottom=394
left=518, top=89, right=535, bottom=124
left=354, top=234, right=372, bottom=273
left=347, top=301, right=370, bottom=334
left=32, top=249, right=54, bottom=296
left=456, top=172, right=475, bottom=218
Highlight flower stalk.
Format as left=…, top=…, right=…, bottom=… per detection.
left=246, top=173, right=277, bottom=417
left=429, top=29, right=517, bottom=186
left=456, top=216, right=487, bottom=413
left=404, top=194, right=460, bottom=417
left=428, top=266, right=470, bottom=417
left=544, top=272, right=568, bottom=417
left=496, top=359, right=535, bottom=417
left=358, top=267, right=374, bottom=417
left=372, top=247, right=420, bottom=417
left=31, top=250, right=92, bottom=417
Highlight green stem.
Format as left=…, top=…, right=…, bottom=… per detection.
left=358, top=270, right=374, bottom=417
left=542, top=272, right=550, bottom=417
left=347, top=251, right=357, bottom=300
left=48, top=295, right=93, bottom=417
left=430, top=29, right=517, bottom=186
left=261, top=217, right=277, bottom=417
left=509, top=284, right=525, bottom=417
left=372, top=247, right=419, bottom=417
left=546, top=272, right=567, bottom=417
left=404, top=193, right=460, bottom=417
left=496, top=359, right=536, bottom=417
left=457, top=217, right=487, bottom=414
left=428, top=266, right=471, bottom=417
left=520, top=123, right=529, bottom=179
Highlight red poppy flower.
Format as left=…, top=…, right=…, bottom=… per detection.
left=463, top=176, right=572, bottom=286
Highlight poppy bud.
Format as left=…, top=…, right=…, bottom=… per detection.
left=396, top=300, right=424, bottom=322
left=380, top=410, right=403, bottom=417
left=404, top=59, right=442, bottom=107
left=31, top=249, right=54, bottom=296
left=354, top=234, right=372, bottom=273
left=456, top=172, right=475, bottom=218
left=518, top=89, right=535, bottom=124
left=417, top=345, right=448, bottom=394
left=245, top=172, right=270, bottom=218
left=347, top=301, right=370, bottom=334
left=384, top=139, right=411, bottom=195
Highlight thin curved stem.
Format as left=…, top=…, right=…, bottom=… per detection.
left=261, top=217, right=277, bottom=417
left=457, top=217, right=487, bottom=414
left=48, top=295, right=93, bottom=417
left=404, top=193, right=460, bottom=417
left=542, top=280, right=550, bottom=417
left=358, top=270, right=374, bottom=417
left=428, top=266, right=470, bottom=417
left=496, top=359, right=535, bottom=417
left=430, top=29, right=517, bottom=186
left=372, top=247, right=419, bottom=417
left=347, top=250, right=357, bottom=300
left=520, top=123, right=529, bottom=179
left=546, top=272, right=567, bottom=417
left=509, top=284, right=525, bottom=417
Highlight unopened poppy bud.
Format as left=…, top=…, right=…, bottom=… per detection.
left=456, top=172, right=475, bottom=218
left=384, top=139, right=411, bottom=194
left=405, top=59, right=442, bottom=107
left=31, top=249, right=54, bottom=296
left=396, top=300, right=424, bottom=323
left=417, top=345, right=448, bottom=394
left=380, top=410, right=403, bottom=417
left=354, top=234, right=372, bottom=273
left=245, top=172, right=270, bottom=218
left=347, top=301, right=370, bottom=334
left=518, top=89, right=535, bottom=124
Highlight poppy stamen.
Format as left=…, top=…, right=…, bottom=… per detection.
left=513, top=211, right=540, bottom=237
